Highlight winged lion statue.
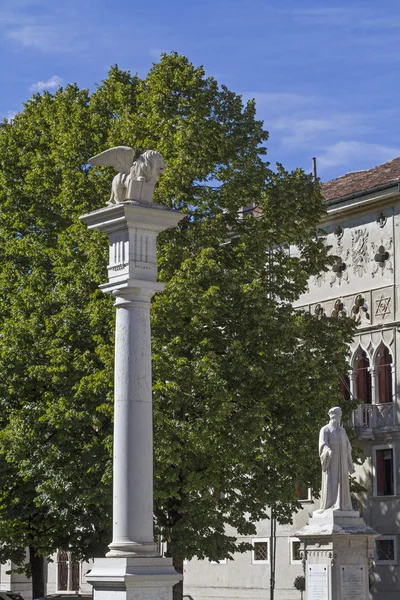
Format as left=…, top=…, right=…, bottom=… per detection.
left=88, top=146, right=167, bottom=204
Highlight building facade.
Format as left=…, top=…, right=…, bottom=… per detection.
left=0, top=552, right=93, bottom=599
left=184, top=158, right=400, bottom=600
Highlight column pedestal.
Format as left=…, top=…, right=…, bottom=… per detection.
left=296, top=510, right=378, bottom=600
left=87, top=557, right=180, bottom=600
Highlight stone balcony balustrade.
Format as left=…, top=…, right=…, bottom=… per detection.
left=353, top=403, right=396, bottom=439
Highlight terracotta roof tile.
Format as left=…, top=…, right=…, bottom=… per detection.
left=321, top=157, right=400, bottom=202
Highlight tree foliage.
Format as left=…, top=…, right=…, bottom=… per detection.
left=0, top=53, right=355, bottom=574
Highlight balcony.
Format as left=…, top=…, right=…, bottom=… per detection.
left=353, top=403, right=396, bottom=439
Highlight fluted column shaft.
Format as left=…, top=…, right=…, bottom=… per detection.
left=107, top=290, right=158, bottom=557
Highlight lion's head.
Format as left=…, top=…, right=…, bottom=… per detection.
left=130, top=150, right=167, bottom=184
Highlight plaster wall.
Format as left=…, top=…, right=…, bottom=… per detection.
left=184, top=195, right=400, bottom=600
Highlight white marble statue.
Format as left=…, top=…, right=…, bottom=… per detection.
left=88, top=146, right=167, bottom=204
left=318, top=406, right=355, bottom=511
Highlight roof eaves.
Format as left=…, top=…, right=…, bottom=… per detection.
left=326, top=180, right=400, bottom=207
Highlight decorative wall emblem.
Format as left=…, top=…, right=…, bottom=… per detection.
left=330, top=239, right=350, bottom=287
left=375, top=295, right=391, bottom=319
left=331, top=299, right=348, bottom=318
left=376, top=212, right=387, bottom=228
left=371, top=238, right=393, bottom=278
left=313, top=272, right=326, bottom=287
left=351, top=294, right=370, bottom=325
left=351, top=228, right=369, bottom=276
left=334, top=224, right=344, bottom=239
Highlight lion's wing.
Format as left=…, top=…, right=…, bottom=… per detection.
left=88, top=146, right=135, bottom=174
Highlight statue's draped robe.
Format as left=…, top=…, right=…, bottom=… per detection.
left=319, top=424, right=353, bottom=511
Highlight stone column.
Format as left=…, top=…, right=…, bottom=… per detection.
left=80, top=200, right=183, bottom=600
left=108, top=287, right=158, bottom=557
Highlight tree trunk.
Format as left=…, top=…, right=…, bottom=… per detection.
left=29, top=546, right=45, bottom=600
left=172, top=556, right=184, bottom=600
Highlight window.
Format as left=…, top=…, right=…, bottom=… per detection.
left=339, top=373, right=351, bottom=400
left=214, top=490, right=226, bottom=501
left=374, top=446, right=395, bottom=496
left=353, top=350, right=372, bottom=404
left=295, top=487, right=311, bottom=502
left=376, top=346, right=393, bottom=404
left=290, top=538, right=302, bottom=564
left=252, top=538, right=269, bottom=564
left=375, top=536, right=397, bottom=565
left=57, top=551, right=80, bottom=592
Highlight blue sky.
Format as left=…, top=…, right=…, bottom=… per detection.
left=2, top=0, right=400, bottom=182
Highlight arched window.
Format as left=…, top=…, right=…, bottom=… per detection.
left=57, top=550, right=79, bottom=592
left=353, top=349, right=372, bottom=404
left=376, top=346, right=393, bottom=404
left=57, top=551, right=68, bottom=592
left=339, top=373, right=351, bottom=400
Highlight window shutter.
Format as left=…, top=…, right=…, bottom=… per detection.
left=376, top=450, right=385, bottom=495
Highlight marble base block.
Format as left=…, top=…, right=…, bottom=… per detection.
left=296, top=510, right=379, bottom=600
left=87, top=557, right=182, bottom=600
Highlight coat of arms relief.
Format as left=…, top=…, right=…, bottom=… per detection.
left=313, top=224, right=392, bottom=289
left=351, top=228, right=369, bottom=277
left=371, top=237, right=393, bottom=278
left=330, top=238, right=350, bottom=287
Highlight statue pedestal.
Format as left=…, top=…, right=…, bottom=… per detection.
left=296, top=511, right=378, bottom=600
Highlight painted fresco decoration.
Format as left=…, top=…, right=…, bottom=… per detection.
left=371, top=238, right=393, bottom=278
left=375, top=295, right=391, bottom=319
left=351, top=228, right=369, bottom=277
left=351, top=294, right=370, bottom=325
left=330, top=238, right=350, bottom=287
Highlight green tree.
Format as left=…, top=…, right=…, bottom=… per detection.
left=0, top=53, right=355, bottom=597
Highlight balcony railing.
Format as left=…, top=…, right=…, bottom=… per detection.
left=353, top=403, right=396, bottom=433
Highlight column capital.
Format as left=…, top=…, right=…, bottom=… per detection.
left=80, top=201, right=183, bottom=294
left=112, top=282, right=165, bottom=307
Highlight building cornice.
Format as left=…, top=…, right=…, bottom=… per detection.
left=320, top=184, right=400, bottom=225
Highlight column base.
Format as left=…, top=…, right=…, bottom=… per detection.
left=87, top=557, right=182, bottom=600
left=107, top=541, right=159, bottom=558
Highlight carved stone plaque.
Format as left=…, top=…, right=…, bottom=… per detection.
left=340, top=565, right=366, bottom=600
left=308, top=564, right=329, bottom=600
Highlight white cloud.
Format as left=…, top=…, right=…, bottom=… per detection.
left=275, top=114, right=372, bottom=149
left=29, top=75, right=62, bottom=93
left=7, top=24, right=64, bottom=51
left=0, top=110, right=18, bottom=123
left=244, top=88, right=400, bottom=179
left=0, top=4, right=80, bottom=53
left=317, top=141, right=400, bottom=170
left=246, top=91, right=373, bottom=150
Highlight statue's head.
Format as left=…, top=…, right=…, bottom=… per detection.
left=328, top=406, right=342, bottom=426
left=130, top=150, right=167, bottom=184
